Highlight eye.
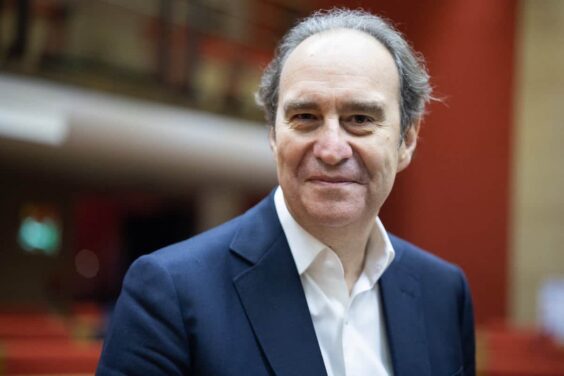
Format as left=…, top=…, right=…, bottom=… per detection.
left=288, top=113, right=320, bottom=131
left=293, top=113, right=317, bottom=121
left=349, top=114, right=373, bottom=124
left=343, top=114, right=376, bottom=136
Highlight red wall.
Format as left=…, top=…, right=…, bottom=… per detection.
left=316, top=0, right=517, bottom=324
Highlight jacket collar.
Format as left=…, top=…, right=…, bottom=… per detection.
left=230, top=191, right=327, bottom=376
left=380, top=236, right=431, bottom=376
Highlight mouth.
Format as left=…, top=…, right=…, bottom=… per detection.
left=307, top=176, right=359, bottom=185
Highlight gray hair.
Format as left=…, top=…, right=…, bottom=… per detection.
left=256, top=8, right=432, bottom=136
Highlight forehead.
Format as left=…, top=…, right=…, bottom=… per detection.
left=279, top=29, right=400, bottom=104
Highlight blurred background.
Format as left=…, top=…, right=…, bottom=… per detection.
left=0, top=0, right=563, bottom=374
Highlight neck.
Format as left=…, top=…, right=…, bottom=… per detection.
left=307, top=220, right=375, bottom=292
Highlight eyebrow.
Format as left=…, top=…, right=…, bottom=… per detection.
left=282, top=100, right=320, bottom=114
left=282, top=99, right=386, bottom=120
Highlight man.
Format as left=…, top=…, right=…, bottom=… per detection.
left=97, top=8, right=475, bottom=376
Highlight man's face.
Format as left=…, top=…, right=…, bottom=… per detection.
left=270, top=29, right=418, bottom=231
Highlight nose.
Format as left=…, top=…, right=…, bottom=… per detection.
left=312, top=119, right=353, bottom=166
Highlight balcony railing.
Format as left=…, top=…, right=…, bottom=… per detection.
left=0, top=0, right=312, bottom=122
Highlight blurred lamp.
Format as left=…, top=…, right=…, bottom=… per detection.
left=18, top=206, right=62, bottom=256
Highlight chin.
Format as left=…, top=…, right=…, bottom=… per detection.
left=303, top=203, right=364, bottom=228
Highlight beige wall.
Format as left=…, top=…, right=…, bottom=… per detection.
left=512, top=0, right=564, bottom=325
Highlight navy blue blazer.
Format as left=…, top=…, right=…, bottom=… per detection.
left=97, top=192, right=475, bottom=376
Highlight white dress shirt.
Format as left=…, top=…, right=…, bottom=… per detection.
left=274, top=187, right=395, bottom=376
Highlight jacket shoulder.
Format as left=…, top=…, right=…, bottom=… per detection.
left=140, top=192, right=278, bottom=273
left=389, top=233, right=465, bottom=282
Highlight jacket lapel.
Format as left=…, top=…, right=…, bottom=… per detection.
left=380, top=236, right=431, bottom=376
left=230, top=194, right=327, bottom=376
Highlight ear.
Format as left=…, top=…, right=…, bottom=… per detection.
left=397, top=120, right=420, bottom=172
left=268, top=126, right=277, bottom=159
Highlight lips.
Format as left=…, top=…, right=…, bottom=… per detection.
left=307, top=175, right=359, bottom=184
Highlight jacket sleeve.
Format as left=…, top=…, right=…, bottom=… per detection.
left=458, top=269, right=476, bottom=376
left=97, top=255, right=191, bottom=375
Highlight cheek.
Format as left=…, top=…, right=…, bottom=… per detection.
left=276, top=134, right=310, bottom=171
left=355, top=142, right=399, bottom=180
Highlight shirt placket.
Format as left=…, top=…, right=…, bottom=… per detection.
left=342, top=295, right=355, bottom=375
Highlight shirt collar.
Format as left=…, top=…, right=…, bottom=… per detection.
left=274, top=186, right=395, bottom=282
left=274, top=187, right=326, bottom=274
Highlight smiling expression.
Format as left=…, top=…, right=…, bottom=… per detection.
left=270, top=29, right=418, bottom=232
